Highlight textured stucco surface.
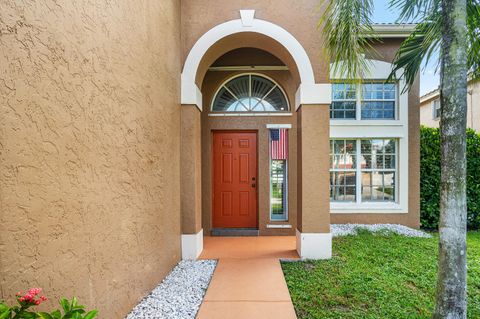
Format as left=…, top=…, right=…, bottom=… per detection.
left=0, top=1, right=182, bottom=318
left=420, top=80, right=480, bottom=131
left=181, top=0, right=329, bottom=84
left=297, top=105, right=331, bottom=234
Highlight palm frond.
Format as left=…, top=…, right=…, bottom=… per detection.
left=467, top=0, right=480, bottom=79
left=388, top=12, right=441, bottom=92
left=389, top=0, right=437, bottom=22
left=319, top=0, right=376, bottom=82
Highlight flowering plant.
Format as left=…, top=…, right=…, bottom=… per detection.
left=0, top=289, right=98, bottom=319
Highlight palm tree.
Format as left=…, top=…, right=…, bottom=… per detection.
left=320, top=0, right=480, bottom=317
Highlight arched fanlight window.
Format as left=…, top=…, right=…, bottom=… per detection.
left=212, top=74, right=289, bottom=112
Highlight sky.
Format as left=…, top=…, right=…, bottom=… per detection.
left=372, top=0, right=439, bottom=96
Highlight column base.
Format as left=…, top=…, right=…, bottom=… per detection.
left=296, top=229, right=332, bottom=259
left=181, top=229, right=203, bottom=260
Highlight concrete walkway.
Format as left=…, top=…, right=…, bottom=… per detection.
left=197, top=236, right=299, bottom=319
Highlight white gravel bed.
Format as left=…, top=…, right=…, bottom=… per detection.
left=126, top=260, right=217, bottom=319
left=332, top=224, right=432, bottom=238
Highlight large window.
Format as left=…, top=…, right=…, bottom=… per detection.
left=212, top=74, right=289, bottom=112
left=330, top=139, right=397, bottom=204
left=331, top=82, right=397, bottom=120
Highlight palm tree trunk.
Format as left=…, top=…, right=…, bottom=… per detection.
left=433, top=0, right=468, bottom=318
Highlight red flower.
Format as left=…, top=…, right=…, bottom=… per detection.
left=17, top=288, right=47, bottom=306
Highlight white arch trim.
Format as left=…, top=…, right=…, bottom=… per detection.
left=181, top=10, right=320, bottom=110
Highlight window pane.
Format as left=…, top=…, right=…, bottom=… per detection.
left=271, top=159, right=287, bottom=220
left=212, top=75, right=289, bottom=112
left=360, top=139, right=397, bottom=203
left=329, top=140, right=357, bottom=202
left=330, top=184, right=356, bottom=202
left=385, top=155, right=396, bottom=169
left=331, top=83, right=357, bottom=119
left=361, top=82, right=396, bottom=119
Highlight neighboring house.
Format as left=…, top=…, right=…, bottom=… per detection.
left=420, top=79, right=480, bottom=131
left=1, top=2, right=420, bottom=318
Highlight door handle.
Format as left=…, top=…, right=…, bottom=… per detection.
left=252, top=183, right=256, bottom=188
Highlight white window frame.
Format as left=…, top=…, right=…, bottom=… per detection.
left=329, top=59, right=409, bottom=213
left=331, top=82, right=398, bottom=120
left=210, top=73, right=290, bottom=114
left=330, top=139, right=398, bottom=204
left=267, top=124, right=291, bottom=221
left=432, top=99, right=441, bottom=120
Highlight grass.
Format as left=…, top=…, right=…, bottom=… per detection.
left=282, top=231, right=480, bottom=319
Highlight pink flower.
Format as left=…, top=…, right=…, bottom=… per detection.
left=17, top=288, right=47, bottom=306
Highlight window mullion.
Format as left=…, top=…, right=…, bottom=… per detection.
left=356, top=85, right=361, bottom=120
left=356, top=139, right=361, bottom=204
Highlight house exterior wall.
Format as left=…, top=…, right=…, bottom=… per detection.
left=330, top=39, right=420, bottom=228
left=420, top=80, right=480, bottom=132
left=181, top=0, right=330, bottom=84
left=181, top=4, right=421, bottom=231
left=0, top=1, right=182, bottom=318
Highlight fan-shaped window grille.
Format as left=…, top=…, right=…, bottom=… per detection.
left=212, top=74, right=289, bottom=112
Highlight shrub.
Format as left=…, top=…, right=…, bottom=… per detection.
left=0, top=288, right=98, bottom=319
left=420, top=126, right=480, bottom=230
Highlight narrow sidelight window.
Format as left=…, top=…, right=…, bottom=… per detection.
left=270, top=129, right=288, bottom=221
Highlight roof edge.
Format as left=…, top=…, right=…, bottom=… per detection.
left=371, top=24, right=417, bottom=38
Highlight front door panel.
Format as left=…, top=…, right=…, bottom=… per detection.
left=213, top=132, right=257, bottom=228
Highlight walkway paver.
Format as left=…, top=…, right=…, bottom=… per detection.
left=197, top=236, right=299, bottom=319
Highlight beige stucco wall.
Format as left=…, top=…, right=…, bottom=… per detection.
left=0, top=1, right=182, bottom=318
left=181, top=0, right=329, bottom=84
left=181, top=105, right=203, bottom=234
left=297, top=105, right=331, bottom=233
left=420, top=80, right=480, bottom=132
left=419, top=98, right=440, bottom=127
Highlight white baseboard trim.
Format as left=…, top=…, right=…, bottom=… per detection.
left=296, top=229, right=332, bottom=259
left=181, top=229, right=203, bottom=260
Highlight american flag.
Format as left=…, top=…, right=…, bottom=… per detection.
left=270, top=129, right=288, bottom=160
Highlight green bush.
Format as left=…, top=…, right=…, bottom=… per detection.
left=420, top=126, right=480, bottom=230
left=0, top=288, right=98, bottom=319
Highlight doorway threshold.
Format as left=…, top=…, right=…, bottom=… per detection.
left=211, top=228, right=259, bottom=237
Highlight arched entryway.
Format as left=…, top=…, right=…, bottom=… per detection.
left=180, top=10, right=332, bottom=261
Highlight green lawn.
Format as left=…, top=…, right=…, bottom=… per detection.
left=282, top=231, right=480, bottom=319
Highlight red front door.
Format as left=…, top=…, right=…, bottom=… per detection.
left=212, top=131, right=258, bottom=228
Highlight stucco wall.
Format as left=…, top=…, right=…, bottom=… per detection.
left=181, top=0, right=329, bottom=84
left=420, top=80, right=480, bottom=132
left=0, top=1, right=181, bottom=318
left=419, top=99, right=440, bottom=127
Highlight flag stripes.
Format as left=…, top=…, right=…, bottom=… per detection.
left=270, top=129, right=288, bottom=160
